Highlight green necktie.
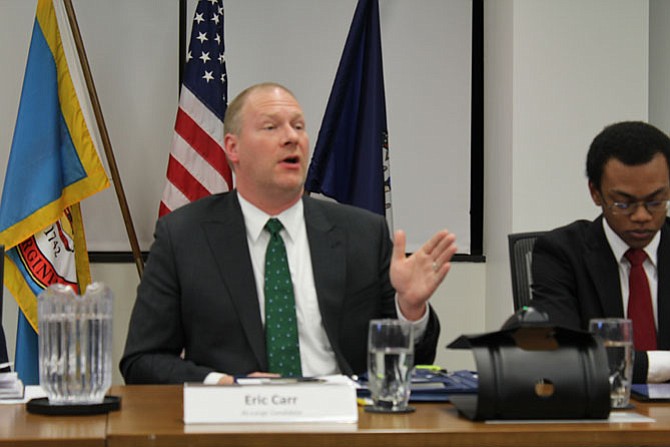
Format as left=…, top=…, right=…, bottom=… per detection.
left=264, top=218, right=302, bottom=377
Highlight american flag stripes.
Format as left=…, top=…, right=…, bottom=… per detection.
left=159, top=0, right=232, bottom=217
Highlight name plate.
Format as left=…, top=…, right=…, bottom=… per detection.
left=183, top=376, right=358, bottom=424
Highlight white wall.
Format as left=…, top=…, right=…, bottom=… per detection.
left=484, top=0, right=650, bottom=330
left=483, top=0, right=515, bottom=330
left=650, top=0, right=670, bottom=131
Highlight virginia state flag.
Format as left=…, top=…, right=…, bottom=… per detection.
left=0, top=0, right=109, bottom=384
left=305, top=0, right=393, bottom=226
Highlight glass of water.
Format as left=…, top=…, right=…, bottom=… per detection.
left=588, top=318, right=634, bottom=409
left=366, top=319, right=415, bottom=413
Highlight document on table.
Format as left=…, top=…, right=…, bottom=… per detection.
left=631, top=383, right=670, bottom=401
left=486, top=412, right=655, bottom=424
left=0, top=372, right=24, bottom=401
left=0, top=385, right=46, bottom=405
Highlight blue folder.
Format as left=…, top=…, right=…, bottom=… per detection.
left=357, top=369, right=478, bottom=402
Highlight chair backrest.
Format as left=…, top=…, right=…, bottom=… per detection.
left=507, top=232, right=546, bottom=311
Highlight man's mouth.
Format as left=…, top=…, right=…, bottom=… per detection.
left=627, top=229, right=654, bottom=239
left=281, top=156, right=300, bottom=165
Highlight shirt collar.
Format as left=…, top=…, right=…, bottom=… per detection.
left=602, top=217, right=660, bottom=267
left=237, top=192, right=303, bottom=243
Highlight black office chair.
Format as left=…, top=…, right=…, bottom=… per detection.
left=507, top=232, right=546, bottom=311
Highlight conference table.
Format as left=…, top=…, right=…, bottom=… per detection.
left=2, top=385, right=670, bottom=446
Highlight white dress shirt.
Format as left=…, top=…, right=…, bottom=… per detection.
left=602, top=219, right=670, bottom=382
left=205, top=193, right=428, bottom=383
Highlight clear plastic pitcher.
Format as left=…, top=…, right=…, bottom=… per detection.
left=37, top=282, right=113, bottom=405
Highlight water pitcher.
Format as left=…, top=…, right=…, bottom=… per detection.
left=38, top=282, right=113, bottom=405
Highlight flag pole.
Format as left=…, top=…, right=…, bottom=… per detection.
left=62, top=0, right=144, bottom=278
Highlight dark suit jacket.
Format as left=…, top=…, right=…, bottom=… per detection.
left=120, top=192, right=440, bottom=384
left=0, top=327, right=8, bottom=372
left=531, top=215, right=670, bottom=383
left=0, top=247, right=9, bottom=373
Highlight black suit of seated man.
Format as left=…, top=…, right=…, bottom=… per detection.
left=532, top=121, right=670, bottom=384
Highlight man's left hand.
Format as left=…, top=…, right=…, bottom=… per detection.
left=390, top=229, right=457, bottom=321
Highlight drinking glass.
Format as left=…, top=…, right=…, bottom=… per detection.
left=366, top=319, right=415, bottom=413
left=38, top=282, right=114, bottom=405
left=588, top=318, right=634, bottom=409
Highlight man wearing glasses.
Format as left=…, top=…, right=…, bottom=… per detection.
left=532, top=121, right=670, bottom=384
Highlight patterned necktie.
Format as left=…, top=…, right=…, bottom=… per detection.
left=264, top=218, right=302, bottom=376
left=625, top=248, right=657, bottom=350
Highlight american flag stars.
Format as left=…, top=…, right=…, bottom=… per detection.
left=186, top=0, right=227, bottom=101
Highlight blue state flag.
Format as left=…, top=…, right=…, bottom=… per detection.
left=305, top=0, right=392, bottom=225
left=0, top=0, right=109, bottom=384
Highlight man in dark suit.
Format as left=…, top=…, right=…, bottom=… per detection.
left=532, top=121, right=670, bottom=383
left=120, top=83, right=457, bottom=384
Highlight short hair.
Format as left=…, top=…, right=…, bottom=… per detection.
left=586, top=121, right=670, bottom=190
left=223, top=82, right=297, bottom=136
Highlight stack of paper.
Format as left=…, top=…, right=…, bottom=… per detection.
left=0, top=372, right=25, bottom=400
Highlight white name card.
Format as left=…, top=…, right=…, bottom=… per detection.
left=183, top=376, right=358, bottom=424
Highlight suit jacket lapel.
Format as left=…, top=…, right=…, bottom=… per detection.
left=202, top=192, right=267, bottom=370
left=584, top=216, right=624, bottom=317
left=303, top=197, right=351, bottom=373
left=656, top=218, right=670, bottom=349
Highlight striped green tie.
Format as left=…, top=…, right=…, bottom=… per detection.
left=264, top=218, right=302, bottom=377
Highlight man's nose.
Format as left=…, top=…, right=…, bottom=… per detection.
left=630, top=202, right=653, bottom=221
left=281, top=125, right=299, bottom=144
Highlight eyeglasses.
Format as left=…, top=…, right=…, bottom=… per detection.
left=607, top=199, right=670, bottom=216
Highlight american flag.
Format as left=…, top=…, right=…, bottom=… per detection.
left=159, top=0, right=232, bottom=217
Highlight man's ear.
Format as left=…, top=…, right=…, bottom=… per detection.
left=223, top=133, right=239, bottom=164
left=588, top=181, right=602, bottom=206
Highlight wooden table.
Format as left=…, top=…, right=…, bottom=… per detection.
left=105, top=385, right=670, bottom=447
left=0, top=398, right=106, bottom=446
